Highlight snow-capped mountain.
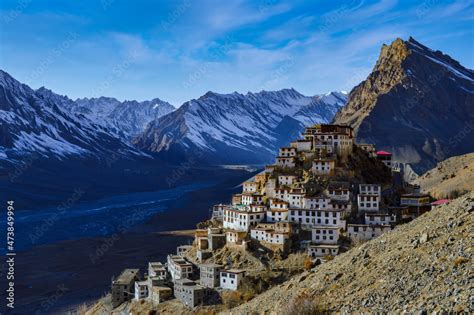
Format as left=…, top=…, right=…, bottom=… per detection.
left=0, top=70, right=144, bottom=163
left=65, top=96, right=174, bottom=138
left=133, top=89, right=347, bottom=164
left=333, top=37, right=474, bottom=173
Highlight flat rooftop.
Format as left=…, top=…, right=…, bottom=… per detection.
left=114, top=269, right=139, bottom=285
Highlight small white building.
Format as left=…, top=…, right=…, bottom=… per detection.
left=327, top=182, right=350, bottom=201
left=223, top=208, right=266, bottom=232
left=357, top=194, right=380, bottom=212
left=225, top=230, right=247, bottom=245
left=241, top=193, right=264, bottom=206
left=312, top=158, right=336, bottom=175
left=307, top=244, right=340, bottom=258
left=177, top=245, right=192, bottom=257
left=220, top=269, right=246, bottom=291
left=279, top=147, right=297, bottom=157
left=275, top=188, right=290, bottom=202
left=266, top=208, right=289, bottom=222
left=347, top=224, right=393, bottom=241
left=330, top=200, right=352, bottom=214
left=243, top=181, right=258, bottom=193
left=276, top=156, right=296, bottom=168
left=365, top=213, right=397, bottom=225
left=250, top=223, right=291, bottom=245
left=148, top=262, right=167, bottom=280
left=211, top=204, right=226, bottom=220
left=290, top=139, right=312, bottom=152
left=288, top=190, right=305, bottom=208
left=311, top=226, right=340, bottom=245
left=134, top=280, right=148, bottom=300
left=167, top=255, right=194, bottom=281
left=278, top=175, right=297, bottom=186
left=302, top=195, right=331, bottom=210
left=359, top=184, right=381, bottom=196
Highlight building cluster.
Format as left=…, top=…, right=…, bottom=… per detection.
left=210, top=124, right=432, bottom=264
left=110, top=124, right=436, bottom=310
left=110, top=241, right=247, bottom=309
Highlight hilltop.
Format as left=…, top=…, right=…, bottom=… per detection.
left=414, top=152, right=474, bottom=199
left=229, top=192, right=473, bottom=313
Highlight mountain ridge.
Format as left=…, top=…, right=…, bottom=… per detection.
left=332, top=37, right=474, bottom=173
left=133, top=89, right=348, bottom=164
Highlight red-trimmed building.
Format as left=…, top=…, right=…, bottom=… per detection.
left=376, top=150, right=392, bottom=168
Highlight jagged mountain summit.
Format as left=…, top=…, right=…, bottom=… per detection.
left=66, top=96, right=174, bottom=138
left=0, top=70, right=144, bottom=163
left=332, top=37, right=474, bottom=173
left=133, top=89, right=347, bottom=164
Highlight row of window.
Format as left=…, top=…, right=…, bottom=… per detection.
left=290, top=210, right=338, bottom=217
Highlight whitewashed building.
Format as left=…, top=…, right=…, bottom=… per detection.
left=276, top=156, right=296, bottom=168
left=167, top=255, right=194, bottom=281
left=357, top=194, right=380, bottom=212
left=302, top=195, right=331, bottom=210
left=312, top=158, right=336, bottom=175
left=250, top=223, right=291, bottom=245
left=365, top=213, right=397, bottom=225
left=311, top=226, right=340, bottom=245
left=134, top=280, right=148, bottom=300
left=211, top=204, right=226, bottom=220
left=220, top=270, right=245, bottom=291
left=358, top=184, right=381, bottom=212
left=288, top=190, right=305, bottom=208
left=241, top=193, right=264, bottom=206
left=243, top=181, right=258, bottom=193
left=290, top=139, right=312, bottom=152
left=278, top=175, right=297, bottom=186
left=279, top=147, right=297, bottom=157
left=347, top=224, right=393, bottom=241
left=275, top=188, right=290, bottom=202
left=359, top=184, right=381, bottom=196
left=223, top=207, right=266, bottom=232
left=148, top=262, right=167, bottom=280
left=307, top=244, right=340, bottom=258
left=328, top=181, right=350, bottom=201
left=225, top=230, right=247, bottom=245
left=289, top=209, right=346, bottom=229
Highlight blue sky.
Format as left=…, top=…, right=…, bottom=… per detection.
left=1, top=0, right=473, bottom=105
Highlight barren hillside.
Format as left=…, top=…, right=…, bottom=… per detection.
left=413, top=153, right=474, bottom=199
left=228, top=193, right=473, bottom=313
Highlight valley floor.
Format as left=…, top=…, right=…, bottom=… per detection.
left=1, top=167, right=252, bottom=314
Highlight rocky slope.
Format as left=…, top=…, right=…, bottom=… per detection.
left=230, top=192, right=473, bottom=313
left=133, top=90, right=347, bottom=164
left=333, top=37, right=474, bottom=173
left=414, top=152, right=474, bottom=198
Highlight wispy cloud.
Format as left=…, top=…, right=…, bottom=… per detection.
left=1, top=0, right=473, bottom=105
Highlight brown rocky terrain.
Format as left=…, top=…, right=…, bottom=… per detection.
left=228, top=192, right=474, bottom=314
left=333, top=37, right=474, bottom=173
left=414, top=152, right=474, bottom=199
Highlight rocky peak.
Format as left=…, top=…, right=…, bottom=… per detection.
left=333, top=37, right=474, bottom=173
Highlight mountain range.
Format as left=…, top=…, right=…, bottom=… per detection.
left=133, top=89, right=347, bottom=164
left=333, top=37, right=474, bottom=173
left=0, top=70, right=144, bottom=164
left=0, top=70, right=346, bottom=166
left=65, top=96, right=174, bottom=139
left=1, top=37, right=472, bottom=172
